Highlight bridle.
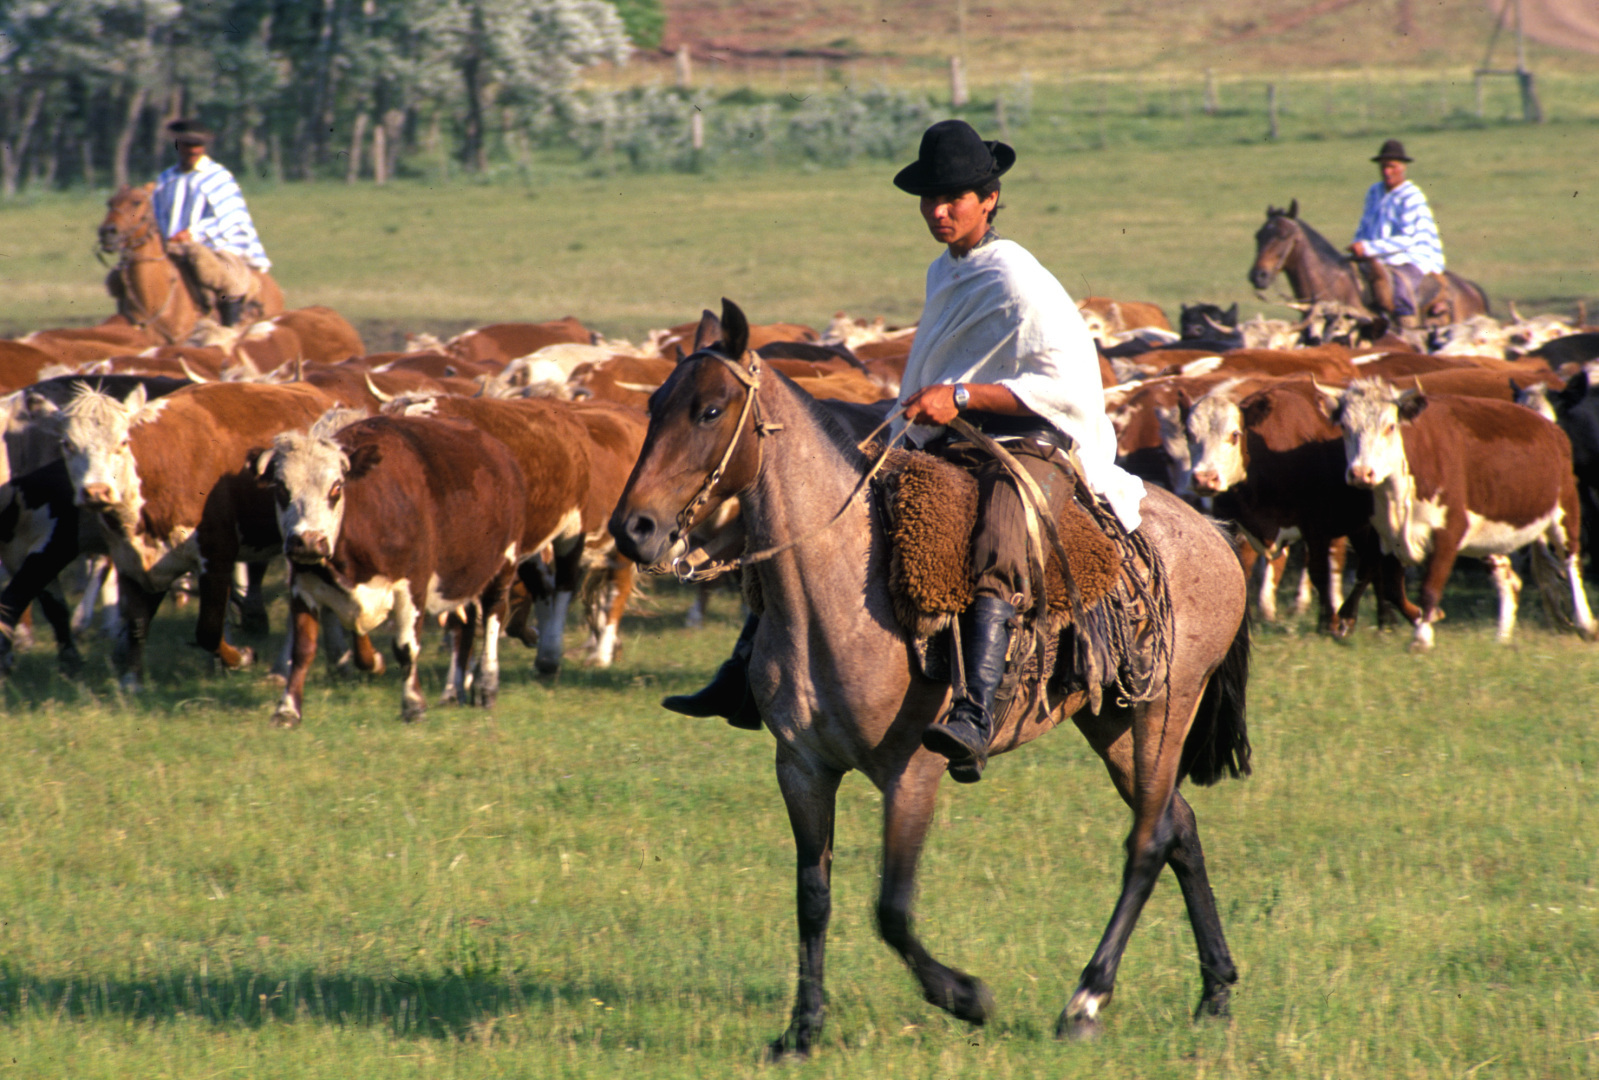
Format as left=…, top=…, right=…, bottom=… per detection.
left=655, top=349, right=900, bottom=583
left=98, top=194, right=184, bottom=338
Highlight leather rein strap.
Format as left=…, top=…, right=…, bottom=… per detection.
left=660, top=350, right=902, bottom=583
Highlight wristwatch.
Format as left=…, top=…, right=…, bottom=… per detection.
left=951, top=383, right=971, bottom=411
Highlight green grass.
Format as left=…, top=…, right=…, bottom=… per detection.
left=1, top=574, right=1597, bottom=1077
left=3, top=97, right=1595, bottom=345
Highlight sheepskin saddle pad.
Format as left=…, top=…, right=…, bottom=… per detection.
left=876, top=447, right=1121, bottom=639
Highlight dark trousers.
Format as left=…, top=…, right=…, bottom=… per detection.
left=940, top=441, right=1074, bottom=610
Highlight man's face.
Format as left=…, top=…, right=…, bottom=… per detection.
left=920, top=189, right=998, bottom=253
left=175, top=140, right=206, bottom=171
left=1378, top=158, right=1407, bottom=190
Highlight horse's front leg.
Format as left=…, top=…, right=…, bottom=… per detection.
left=769, top=749, right=843, bottom=1062
left=878, top=754, right=994, bottom=1025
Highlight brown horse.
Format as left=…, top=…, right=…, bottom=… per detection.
left=610, top=301, right=1253, bottom=1057
left=98, top=184, right=283, bottom=342
left=1249, top=200, right=1488, bottom=327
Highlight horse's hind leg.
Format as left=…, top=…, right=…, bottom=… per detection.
left=769, top=750, right=843, bottom=1062
left=877, top=757, right=994, bottom=1025
left=1165, top=791, right=1238, bottom=1018
left=1062, top=690, right=1227, bottom=1038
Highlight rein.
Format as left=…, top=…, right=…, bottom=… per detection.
left=103, top=203, right=184, bottom=340
left=658, top=351, right=903, bottom=583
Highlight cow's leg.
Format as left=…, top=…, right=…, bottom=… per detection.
left=392, top=587, right=426, bottom=722
left=1257, top=548, right=1287, bottom=623
left=271, top=593, right=319, bottom=728
left=504, top=574, right=538, bottom=647
left=72, top=556, right=110, bottom=636
left=585, top=556, right=632, bottom=668
left=114, top=579, right=165, bottom=690
left=475, top=566, right=514, bottom=707
left=1486, top=554, right=1522, bottom=643
left=98, top=564, right=121, bottom=638
left=442, top=607, right=476, bottom=705
left=534, top=591, right=572, bottom=676
left=1410, top=545, right=1462, bottom=652
left=35, top=582, right=83, bottom=675
left=199, top=551, right=254, bottom=671
left=238, top=561, right=270, bottom=634
left=1327, top=536, right=1347, bottom=611
left=768, top=750, right=844, bottom=1061
left=349, top=629, right=384, bottom=674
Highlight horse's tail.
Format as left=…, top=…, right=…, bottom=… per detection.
left=1181, top=609, right=1252, bottom=787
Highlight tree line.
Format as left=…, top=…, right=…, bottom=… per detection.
left=0, top=0, right=662, bottom=196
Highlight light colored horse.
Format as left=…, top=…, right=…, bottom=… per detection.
left=98, top=184, right=283, bottom=343
left=610, top=302, right=1254, bottom=1057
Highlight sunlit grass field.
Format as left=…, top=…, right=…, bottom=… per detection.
left=1, top=82, right=1598, bottom=1078
left=1, top=574, right=1596, bottom=1078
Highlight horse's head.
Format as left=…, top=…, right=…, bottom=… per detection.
left=1248, top=199, right=1300, bottom=291
left=99, top=183, right=159, bottom=257
left=609, top=299, right=765, bottom=568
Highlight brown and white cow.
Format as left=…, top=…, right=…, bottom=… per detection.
left=54, top=380, right=338, bottom=684
left=257, top=411, right=526, bottom=724
left=1320, top=379, right=1597, bottom=649
left=1185, top=378, right=1414, bottom=633
left=380, top=393, right=592, bottom=680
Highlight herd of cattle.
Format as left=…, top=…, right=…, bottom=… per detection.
left=3, top=296, right=1599, bottom=721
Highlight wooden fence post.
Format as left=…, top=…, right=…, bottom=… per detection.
left=1266, top=83, right=1279, bottom=140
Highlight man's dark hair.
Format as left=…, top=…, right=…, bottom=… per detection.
left=974, top=178, right=1002, bottom=223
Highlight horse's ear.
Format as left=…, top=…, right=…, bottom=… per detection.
left=671, top=343, right=685, bottom=364
left=1287, top=198, right=1298, bottom=219
left=140, top=181, right=155, bottom=195
left=691, top=309, right=722, bottom=353
left=719, top=298, right=750, bottom=359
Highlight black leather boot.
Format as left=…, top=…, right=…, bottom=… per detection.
left=662, top=612, right=762, bottom=729
left=922, top=595, right=1016, bottom=783
left=216, top=295, right=246, bottom=327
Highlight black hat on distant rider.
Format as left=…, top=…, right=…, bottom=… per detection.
left=167, top=119, right=215, bottom=146
left=893, top=119, right=1014, bottom=196
left=1371, top=138, right=1412, bottom=163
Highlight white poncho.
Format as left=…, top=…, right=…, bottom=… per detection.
left=890, top=238, right=1146, bottom=531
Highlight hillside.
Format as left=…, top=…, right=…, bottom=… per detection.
left=647, top=0, right=1587, bottom=78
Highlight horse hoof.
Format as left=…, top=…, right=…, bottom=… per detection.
left=401, top=701, right=427, bottom=723
left=57, top=646, right=85, bottom=677
left=927, top=971, right=993, bottom=1025
left=1193, top=985, right=1232, bottom=1021
left=765, top=1037, right=811, bottom=1063
left=270, top=706, right=301, bottom=729
left=1057, top=989, right=1108, bottom=1041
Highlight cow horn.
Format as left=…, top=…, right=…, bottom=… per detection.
left=175, top=356, right=210, bottom=383
left=363, top=373, right=395, bottom=404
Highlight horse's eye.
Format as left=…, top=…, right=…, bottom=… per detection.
left=699, top=405, right=723, bottom=424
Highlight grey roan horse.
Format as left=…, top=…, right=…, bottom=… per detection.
left=610, top=301, right=1253, bottom=1057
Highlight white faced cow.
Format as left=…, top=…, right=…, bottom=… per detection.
left=1321, top=378, right=1596, bottom=649
left=257, top=410, right=526, bottom=725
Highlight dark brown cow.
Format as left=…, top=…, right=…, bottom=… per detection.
left=1184, top=378, right=1414, bottom=634
left=53, top=381, right=338, bottom=684
left=259, top=412, right=526, bottom=723
left=445, top=318, right=594, bottom=367
left=1323, top=380, right=1597, bottom=649
left=381, top=393, right=592, bottom=678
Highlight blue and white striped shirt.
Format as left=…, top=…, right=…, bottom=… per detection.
left=1352, top=179, right=1444, bottom=275
left=152, top=157, right=271, bottom=270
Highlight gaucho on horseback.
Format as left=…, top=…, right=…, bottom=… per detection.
left=665, top=119, right=1147, bottom=784
left=148, top=119, right=272, bottom=327
left=1349, top=138, right=1448, bottom=328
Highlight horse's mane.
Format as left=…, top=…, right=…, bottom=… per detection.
left=765, top=366, right=871, bottom=468
left=1280, top=212, right=1349, bottom=267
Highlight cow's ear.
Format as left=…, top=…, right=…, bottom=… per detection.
left=1395, top=389, right=1428, bottom=422
left=1287, top=198, right=1299, bottom=219
left=671, top=343, right=686, bottom=364
left=22, top=391, right=59, bottom=418
left=719, top=298, right=750, bottom=359
left=123, top=384, right=147, bottom=413
left=1174, top=388, right=1195, bottom=423
left=345, top=443, right=382, bottom=481
left=691, top=309, right=722, bottom=353
left=1312, top=380, right=1344, bottom=422
left=1241, top=394, right=1274, bottom=428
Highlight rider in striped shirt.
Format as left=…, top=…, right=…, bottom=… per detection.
left=1350, top=139, right=1444, bottom=321
left=152, top=120, right=270, bottom=326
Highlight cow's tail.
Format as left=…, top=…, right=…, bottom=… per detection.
left=1181, top=609, right=1252, bottom=787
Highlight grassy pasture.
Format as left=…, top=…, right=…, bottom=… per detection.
left=2, top=109, right=1595, bottom=343
left=1, top=574, right=1597, bottom=1078
left=1, top=94, right=1598, bottom=1077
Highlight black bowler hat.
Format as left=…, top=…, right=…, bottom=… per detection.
left=1371, top=138, right=1412, bottom=163
left=893, top=119, right=1015, bottom=196
left=167, top=119, right=215, bottom=146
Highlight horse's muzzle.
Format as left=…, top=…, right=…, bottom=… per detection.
left=1247, top=268, right=1272, bottom=291
left=609, top=507, right=670, bottom=567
